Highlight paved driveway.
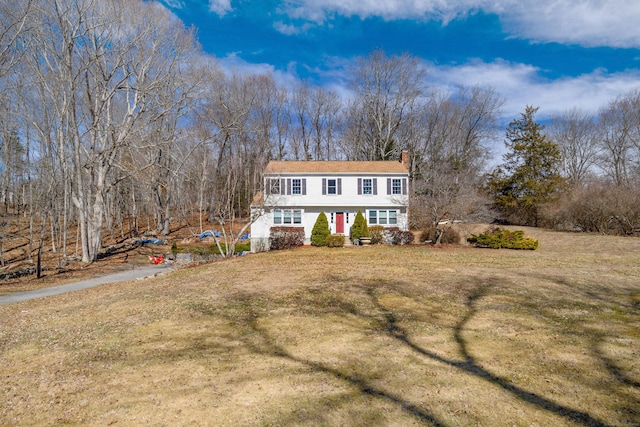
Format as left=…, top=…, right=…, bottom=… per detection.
left=0, top=264, right=172, bottom=305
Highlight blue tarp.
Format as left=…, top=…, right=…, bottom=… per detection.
left=141, top=238, right=166, bottom=245
left=199, top=230, right=221, bottom=239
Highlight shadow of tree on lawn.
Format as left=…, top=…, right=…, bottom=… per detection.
left=361, top=281, right=611, bottom=427
left=206, top=276, right=621, bottom=426
left=228, top=293, right=448, bottom=426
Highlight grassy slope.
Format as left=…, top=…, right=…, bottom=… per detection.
left=1, top=227, right=639, bottom=426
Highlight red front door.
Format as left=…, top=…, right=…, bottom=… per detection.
left=335, top=212, right=344, bottom=234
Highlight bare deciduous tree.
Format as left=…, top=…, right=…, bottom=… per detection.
left=548, top=108, right=600, bottom=184
left=346, top=50, right=427, bottom=160
left=25, top=0, right=198, bottom=262
left=597, top=93, right=639, bottom=186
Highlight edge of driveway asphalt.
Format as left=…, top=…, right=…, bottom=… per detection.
left=0, top=264, right=172, bottom=305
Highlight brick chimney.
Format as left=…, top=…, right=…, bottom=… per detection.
left=400, top=151, right=409, bottom=169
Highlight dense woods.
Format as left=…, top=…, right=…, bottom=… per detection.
left=0, top=0, right=639, bottom=265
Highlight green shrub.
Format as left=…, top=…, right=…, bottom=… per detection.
left=311, top=212, right=331, bottom=246
left=467, top=228, right=538, bottom=250
left=350, top=210, right=369, bottom=242
left=269, top=227, right=305, bottom=250
left=209, top=242, right=251, bottom=255
left=188, top=245, right=211, bottom=256
left=369, top=225, right=385, bottom=244
left=326, top=234, right=345, bottom=247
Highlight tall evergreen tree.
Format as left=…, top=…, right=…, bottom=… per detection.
left=310, top=211, right=330, bottom=246
left=350, top=210, right=370, bottom=242
left=487, top=106, right=565, bottom=226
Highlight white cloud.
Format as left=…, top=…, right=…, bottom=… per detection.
left=274, top=21, right=300, bottom=35
left=309, top=55, right=640, bottom=121
left=209, top=0, right=232, bottom=17
left=273, top=21, right=313, bottom=35
left=217, top=53, right=300, bottom=87
left=281, top=0, right=640, bottom=47
left=496, top=0, right=640, bottom=48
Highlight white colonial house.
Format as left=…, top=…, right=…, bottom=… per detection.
left=250, top=152, right=410, bottom=252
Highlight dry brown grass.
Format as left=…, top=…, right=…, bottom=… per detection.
left=1, top=227, right=639, bottom=426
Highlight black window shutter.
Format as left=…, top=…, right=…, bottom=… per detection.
left=265, top=179, right=271, bottom=195
left=287, top=179, right=291, bottom=195
left=337, top=178, right=342, bottom=195
left=357, top=178, right=362, bottom=195
left=280, top=179, right=285, bottom=195
left=302, top=179, right=307, bottom=195
left=402, top=178, right=407, bottom=195
left=373, top=178, right=377, bottom=195
left=322, top=178, right=326, bottom=195
left=387, top=178, right=391, bottom=195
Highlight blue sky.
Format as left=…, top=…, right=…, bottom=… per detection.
left=159, top=0, right=640, bottom=121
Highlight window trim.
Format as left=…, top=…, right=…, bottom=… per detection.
left=362, top=178, right=373, bottom=195
left=327, top=179, right=337, bottom=195
left=358, top=178, right=377, bottom=195
left=292, top=178, right=302, bottom=195
left=387, top=177, right=407, bottom=195
left=322, top=178, right=342, bottom=195
left=367, top=209, right=399, bottom=226
left=267, top=178, right=282, bottom=195
left=391, top=178, right=402, bottom=195
left=273, top=208, right=303, bottom=225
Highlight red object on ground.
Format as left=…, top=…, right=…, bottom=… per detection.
left=148, top=255, right=164, bottom=265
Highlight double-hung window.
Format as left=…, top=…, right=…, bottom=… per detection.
left=368, top=210, right=377, bottom=225
left=387, top=178, right=407, bottom=195
left=391, top=179, right=402, bottom=195
left=358, top=178, right=377, bottom=195
left=322, top=178, right=342, bottom=195
left=327, top=179, right=337, bottom=195
left=362, top=179, right=373, bottom=195
left=292, top=179, right=302, bottom=195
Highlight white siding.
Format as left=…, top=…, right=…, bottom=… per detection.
left=251, top=173, right=409, bottom=252
left=264, top=175, right=408, bottom=208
